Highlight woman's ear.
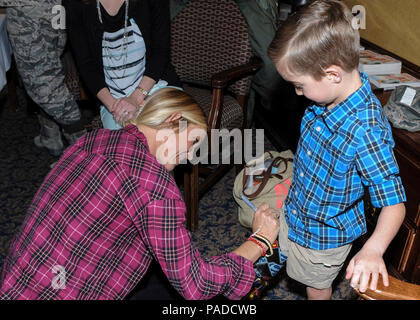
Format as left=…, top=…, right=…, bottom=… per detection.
left=324, top=65, right=343, bottom=83
left=164, top=112, right=183, bottom=124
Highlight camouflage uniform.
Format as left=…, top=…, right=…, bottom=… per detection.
left=3, top=0, right=85, bottom=156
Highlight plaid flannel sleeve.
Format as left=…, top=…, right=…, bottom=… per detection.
left=355, top=127, right=406, bottom=208
left=138, top=198, right=254, bottom=300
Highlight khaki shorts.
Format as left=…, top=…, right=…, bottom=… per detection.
left=278, top=212, right=352, bottom=290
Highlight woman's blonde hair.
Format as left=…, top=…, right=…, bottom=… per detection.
left=268, top=0, right=360, bottom=80
left=124, top=87, right=207, bottom=131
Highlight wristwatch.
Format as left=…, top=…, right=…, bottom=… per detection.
left=136, top=86, right=149, bottom=96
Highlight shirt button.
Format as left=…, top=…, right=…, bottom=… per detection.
left=300, top=172, right=304, bottom=178
left=293, top=210, right=297, bottom=214
left=307, top=150, right=312, bottom=156
left=295, top=191, right=298, bottom=196
left=316, top=126, right=321, bottom=132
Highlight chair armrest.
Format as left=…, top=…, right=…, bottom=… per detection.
left=354, top=276, right=420, bottom=300
left=211, top=56, right=263, bottom=89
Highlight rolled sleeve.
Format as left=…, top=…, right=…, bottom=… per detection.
left=214, top=252, right=254, bottom=300
left=138, top=198, right=254, bottom=300
left=356, top=127, right=406, bottom=207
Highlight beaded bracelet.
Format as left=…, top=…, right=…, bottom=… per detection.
left=252, top=234, right=274, bottom=257
left=137, top=102, right=145, bottom=114
left=246, top=237, right=266, bottom=257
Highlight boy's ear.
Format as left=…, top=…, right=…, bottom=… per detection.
left=324, top=65, right=343, bottom=83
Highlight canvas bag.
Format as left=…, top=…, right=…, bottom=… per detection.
left=234, top=150, right=293, bottom=299
left=233, top=150, right=294, bottom=228
left=384, top=85, right=420, bottom=132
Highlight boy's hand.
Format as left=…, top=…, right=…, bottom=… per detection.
left=345, top=244, right=389, bottom=292
left=346, top=203, right=405, bottom=293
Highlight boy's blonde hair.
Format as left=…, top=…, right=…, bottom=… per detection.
left=125, top=87, right=208, bottom=131
left=268, top=0, right=360, bottom=80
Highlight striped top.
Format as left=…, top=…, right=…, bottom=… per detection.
left=285, top=72, right=406, bottom=250
left=102, top=17, right=146, bottom=98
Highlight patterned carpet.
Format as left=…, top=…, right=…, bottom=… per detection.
left=0, top=88, right=358, bottom=300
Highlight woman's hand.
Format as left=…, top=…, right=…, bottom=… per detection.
left=111, top=97, right=139, bottom=126
left=127, top=88, right=147, bottom=109
left=233, top=203, right=280, bottom=263
left=252, top=203, right=280, bottom=244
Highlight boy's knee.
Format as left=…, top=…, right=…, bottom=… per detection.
left=306, top=286, right=332, bottom=300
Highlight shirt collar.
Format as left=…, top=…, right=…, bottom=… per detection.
left=124, top=124, right=150, bottom=152
left=310, top=72, right=371, bottom=133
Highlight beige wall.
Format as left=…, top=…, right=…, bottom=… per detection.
left=343, top=0, right=420, bottom=66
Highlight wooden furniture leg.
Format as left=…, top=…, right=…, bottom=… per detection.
left=184, top=164, right=199, bottom=231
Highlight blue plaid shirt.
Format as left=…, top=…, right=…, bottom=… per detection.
left=285, top=72, right=406, bottom=250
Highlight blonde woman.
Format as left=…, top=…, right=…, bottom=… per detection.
left=0, top=88, right=279, bottom=300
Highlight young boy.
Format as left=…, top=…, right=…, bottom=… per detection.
left=266, top=0, right=406, bottom=299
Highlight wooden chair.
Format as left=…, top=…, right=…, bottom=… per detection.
left=170, top=0, right=262, bottom=231
left=354, top=276, right=420, bottom=300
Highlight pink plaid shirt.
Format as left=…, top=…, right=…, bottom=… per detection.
left=0, top=125, right=254, bottom=300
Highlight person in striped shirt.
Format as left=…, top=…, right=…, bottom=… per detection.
left=0, top=88, right=280, bottom=300
left=64, top=0, right=182, bottom=130
left=266, top=0, right=406, bottom=299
